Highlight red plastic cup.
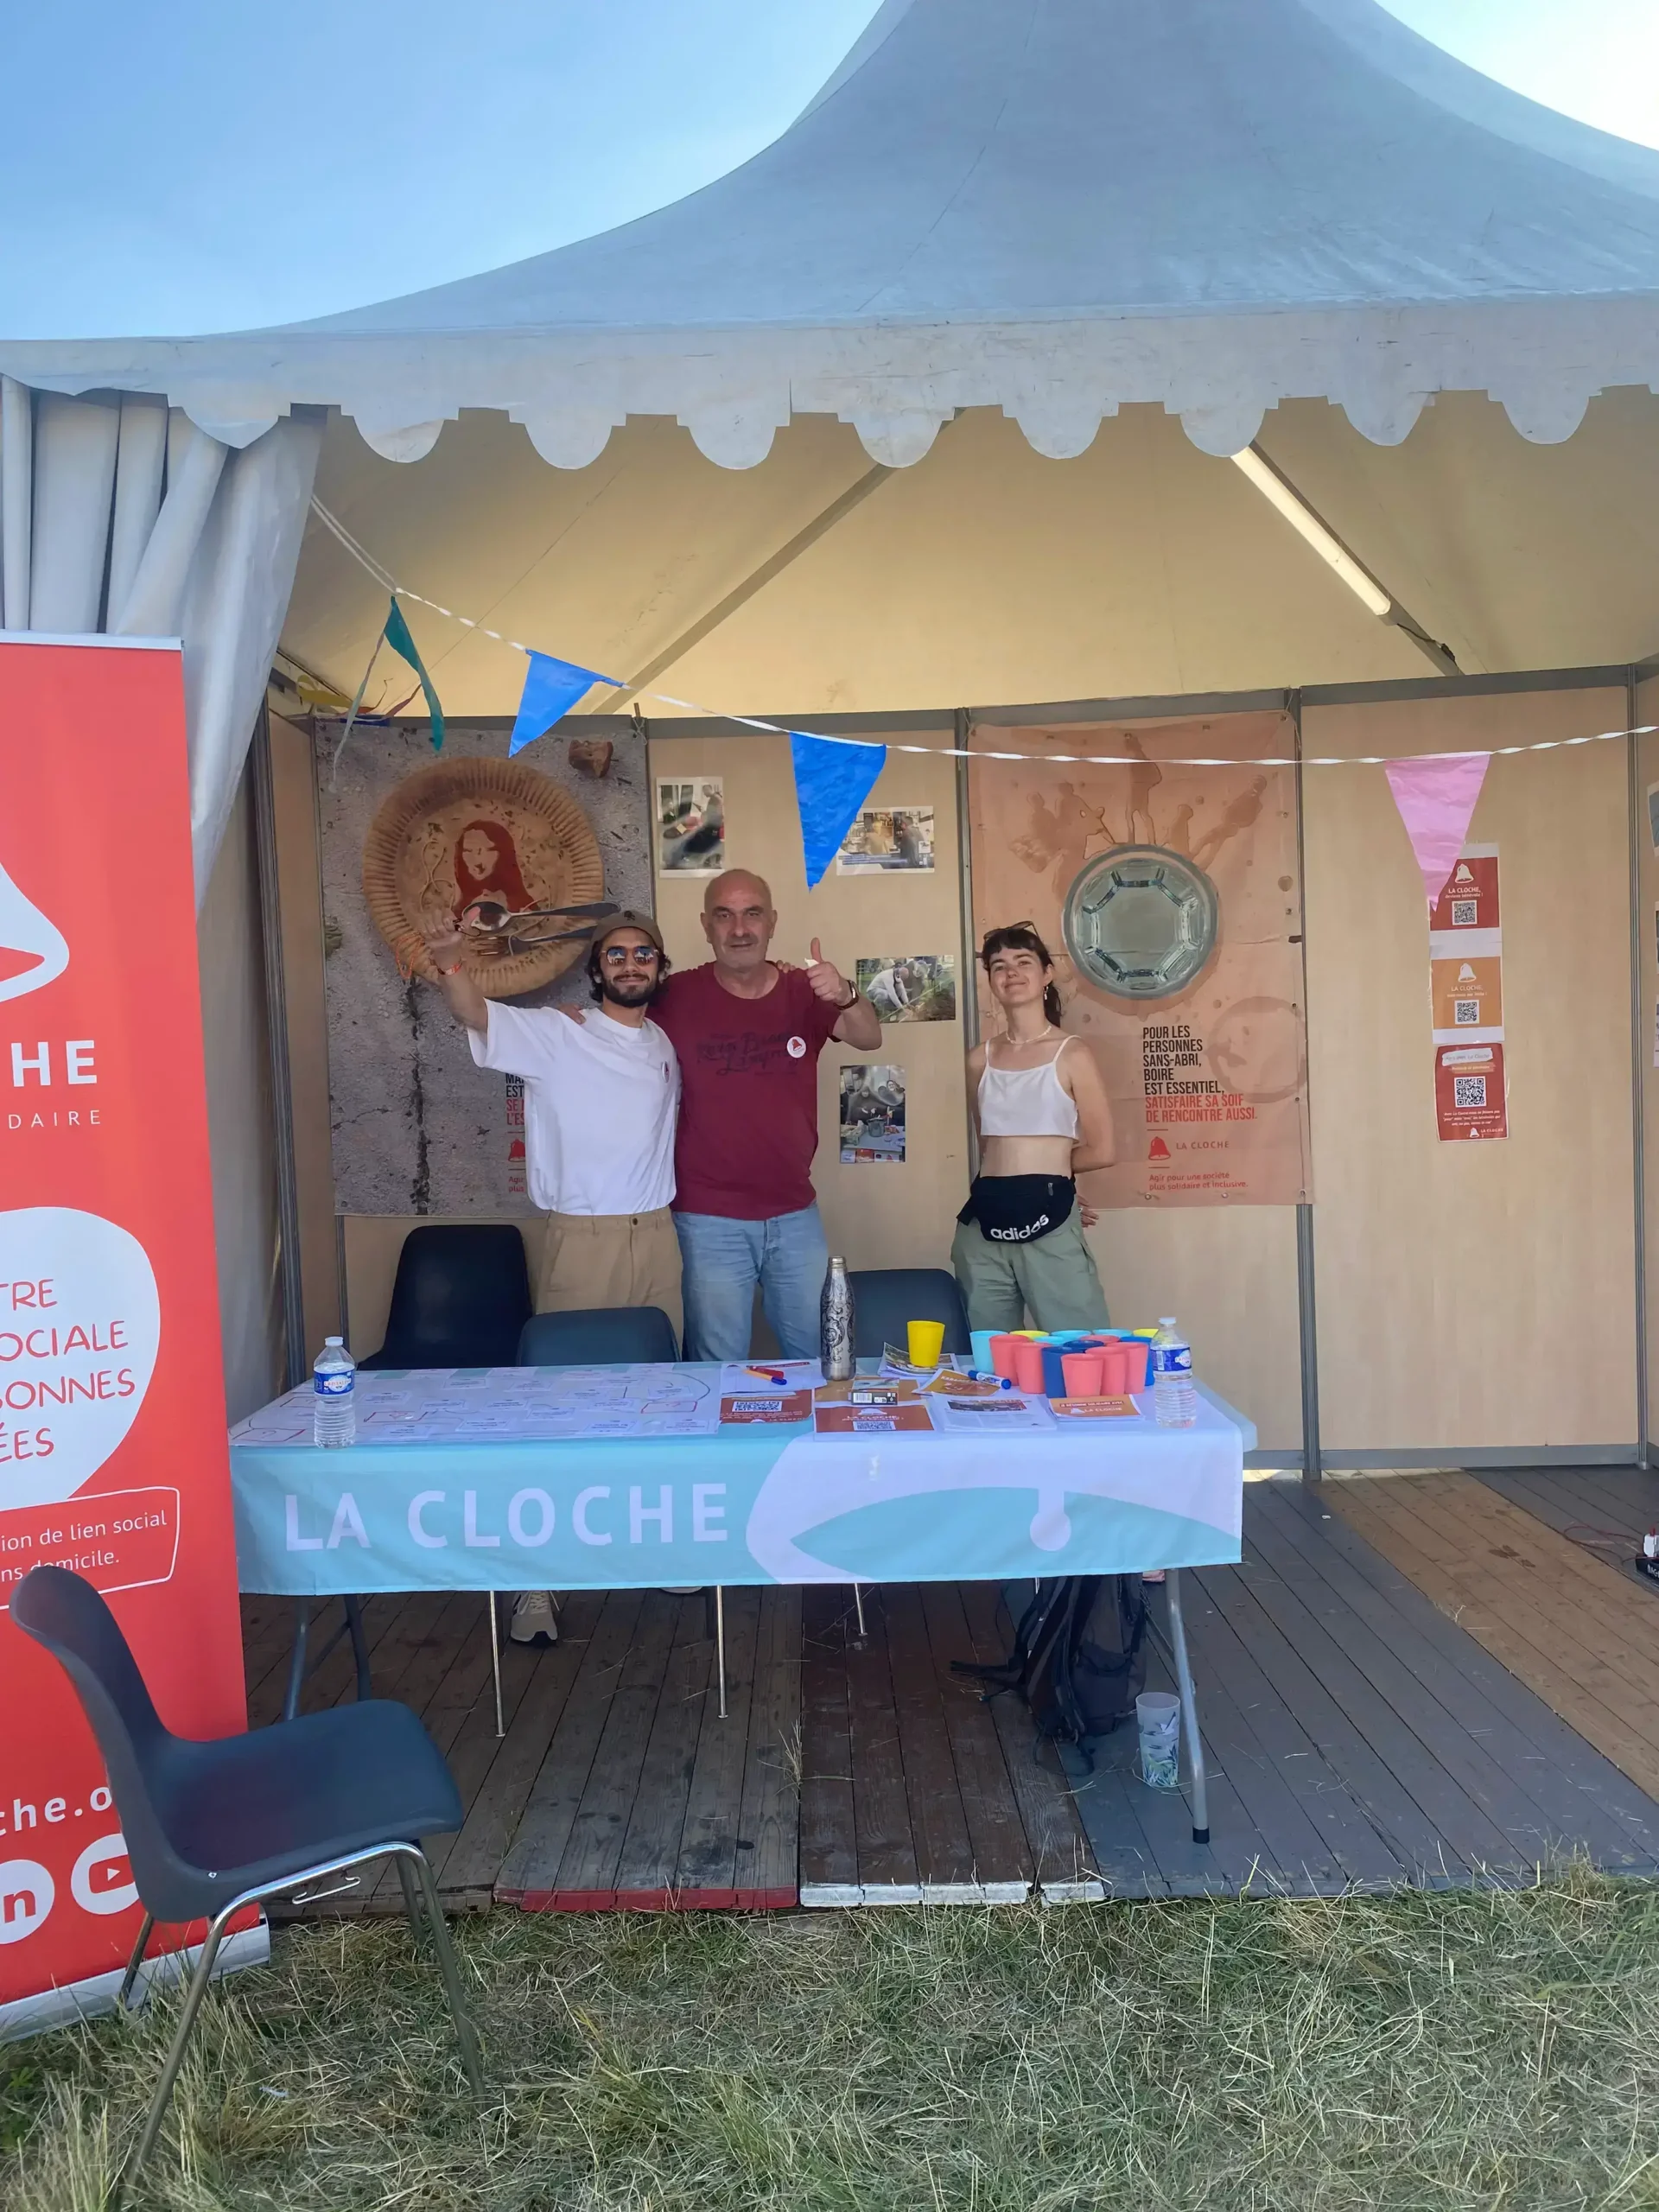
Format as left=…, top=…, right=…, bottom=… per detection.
left=1098, top=1344, right=1129, bottom=1395
left=989, top=1334, right=1023, bottom=1380
left=1121, top=1341, right=1150, bottom=1392
left=1013, top=1341, right=1047, bottom=1394
left=1062, top=1351, right=1104, bottom=1397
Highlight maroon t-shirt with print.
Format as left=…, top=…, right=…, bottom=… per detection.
left=653, top=963, right=842, bottom=1218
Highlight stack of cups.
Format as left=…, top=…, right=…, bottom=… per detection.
left=1061, top=1350, right=1103, bottom=1396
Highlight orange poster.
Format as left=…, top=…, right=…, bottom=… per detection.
left=969, top=715, right=1310, bottom=1207
left=1429, top=954, right=1503, bottom=1037
left=0, top=640, right=245, bottom=2022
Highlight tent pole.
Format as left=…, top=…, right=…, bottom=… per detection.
left=251, top=705, right=308, bottom=1391
left=1291, top=690, right=1322, bottom=1483
left=1628, top=667, right=1649, bottom=1467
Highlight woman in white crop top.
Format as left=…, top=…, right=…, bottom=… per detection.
left=951, top=923, right=1116, bottom=1332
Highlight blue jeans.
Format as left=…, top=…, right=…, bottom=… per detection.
left=672, top=1205, right=830, bottom=1363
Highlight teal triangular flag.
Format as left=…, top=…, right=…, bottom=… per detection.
left=791, top=731, right=887, bottom=888
left=510, top=651, right=619, bottom=756
left=382, top=595, right=445, bottom=751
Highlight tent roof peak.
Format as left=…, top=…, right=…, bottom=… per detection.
left=5, top=0, right=1659, bottom=466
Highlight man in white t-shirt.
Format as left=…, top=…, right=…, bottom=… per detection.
left=422, top=907, right=681, bottom=1332
left=422, top=907, right=681, bottom=1644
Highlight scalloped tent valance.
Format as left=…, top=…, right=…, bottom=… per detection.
left=5, top=0, right=1659, bottom=471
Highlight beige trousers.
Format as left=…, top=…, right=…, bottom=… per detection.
left=538, top=1206, right=683, bottom=1343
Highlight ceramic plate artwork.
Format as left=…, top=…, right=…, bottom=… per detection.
left=363, top=758, right=604, bottom=997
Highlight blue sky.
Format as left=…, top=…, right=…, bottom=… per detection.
left=1, top=0, right=1655, bottom=340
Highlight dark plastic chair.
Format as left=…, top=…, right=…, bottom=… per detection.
left=360, top=1223, right=531, bottom=1370
left=11, top=1566, right=482, bottom=2200
left=848, top=1268, right=970, bottom=1360
left=518, top=1305, right=679, bottom=1365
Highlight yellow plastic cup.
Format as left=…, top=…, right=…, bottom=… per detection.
left=907, top=1319, right=947, bottom=1368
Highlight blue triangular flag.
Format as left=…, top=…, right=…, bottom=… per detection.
left=382, top=595, right=445, bottom=752
left=791, top=731, right=887, bottom=888
left=509, top=651, right=620, bottom=756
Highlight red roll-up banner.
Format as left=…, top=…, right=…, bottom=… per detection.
left=0, top=639, right=246, bottom=2020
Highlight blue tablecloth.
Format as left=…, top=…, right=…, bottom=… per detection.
left=229, top=1366, right=1254, bottom=1596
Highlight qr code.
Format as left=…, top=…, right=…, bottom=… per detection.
left=1453, top=1075, right=1487, bottom=1109
left=1453, top=999, right=1479, bottom=1025
left=1451, top=899, right=1478, bottom=926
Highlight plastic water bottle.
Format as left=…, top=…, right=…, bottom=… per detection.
left=1151, top=1318, right=1197, bottom=1428
left=313, top=1336, right=356, bottom=1446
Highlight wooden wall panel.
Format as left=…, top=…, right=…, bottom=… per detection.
left=1303, top=687, right=1635, bottom=1455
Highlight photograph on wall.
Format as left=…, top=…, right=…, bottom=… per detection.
left=855, top=953, right=957, bottom=1023
left=656, top=776, right=725, bottom=875
left=966, top=714, right=1311, bottom=1209
left=836, top=805, right=935, bottom=874
left=840, top=1063, right=907, bottom=1162
left=319, top=717, right=651, bottom=1216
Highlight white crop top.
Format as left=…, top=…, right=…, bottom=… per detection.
left=977, top=1038, right=1080, bottom=1140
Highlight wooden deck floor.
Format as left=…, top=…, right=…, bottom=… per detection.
left=242, top=1477, right=1659, bottom=1913
left=241, top=1580, right=1090, bottom=1913
left=1330, top=1468, right=1659, bottom=1810
left=1063, top=1478, right=1659, bottom=1896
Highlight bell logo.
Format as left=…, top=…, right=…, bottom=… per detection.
left=1148, top=1137, right=1172, bottom=1160
left=1453, top=862, right=1474, bottom=884
left=0, top=859, right=68, bottom=1005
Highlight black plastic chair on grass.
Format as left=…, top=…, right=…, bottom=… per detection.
left=518, top=1305, right=679, bottom=1365
left=847, top=1267, right=969, bottom=1360
left=360, top=1222, right=531, bottom=1370
left=11, top=1565, right=483, bottom=2203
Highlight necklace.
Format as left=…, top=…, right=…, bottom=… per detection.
left=1003, top=1020, right=1057, bottom=1046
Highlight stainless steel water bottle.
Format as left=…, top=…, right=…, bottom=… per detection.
left=821, top=1255, right=855, bottom=1380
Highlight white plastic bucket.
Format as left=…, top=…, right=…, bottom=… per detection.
left=1135, top=1690, right=1181, bottom=1789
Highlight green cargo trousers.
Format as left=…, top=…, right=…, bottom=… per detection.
left=950, top=1210, right=1110, bottom=1334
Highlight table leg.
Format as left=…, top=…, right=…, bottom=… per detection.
left=715, top=1585, right=728, bottom=1720
left=487, top=1592, right=505, bottom=1739
left=345, top=1593, right=372, bottom=1701
left=1164, top=1568, right=1210, bottom=1845
left=283, top=1599, right=311, bottom=1723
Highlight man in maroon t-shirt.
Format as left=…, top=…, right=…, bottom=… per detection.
left=654, top=868, right=881, bottom=1360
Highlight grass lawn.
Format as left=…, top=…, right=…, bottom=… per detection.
left=7, top=1872, right=1659, bottom=2209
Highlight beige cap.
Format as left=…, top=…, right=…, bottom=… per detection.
left=592, top=908, right=665, bottom=957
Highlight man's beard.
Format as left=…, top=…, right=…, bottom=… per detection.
left=599, top=973, right=658, bottom=1009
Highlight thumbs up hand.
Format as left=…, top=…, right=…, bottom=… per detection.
left=804, top=936, right=853, bottom=1006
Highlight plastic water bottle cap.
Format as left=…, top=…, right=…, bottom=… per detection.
left=324, top=1336, right=343, bottom=1345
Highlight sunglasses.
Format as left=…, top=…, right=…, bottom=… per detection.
left=601, top=944, right=661, bottom=967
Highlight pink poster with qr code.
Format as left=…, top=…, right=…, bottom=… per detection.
left=1435, top=1043, right=1508, bottom=1141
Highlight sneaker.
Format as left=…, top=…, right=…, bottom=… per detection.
left=510, top=1591, right=559, bottom=1645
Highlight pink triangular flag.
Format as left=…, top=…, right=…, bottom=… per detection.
left=1382, top=753, right=1491, bottom=910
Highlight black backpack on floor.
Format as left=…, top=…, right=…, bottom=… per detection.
left=955, top=1575, right=1148, bottom=1749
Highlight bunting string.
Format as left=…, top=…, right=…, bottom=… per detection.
left=307, top=499, right=1656, bottom=768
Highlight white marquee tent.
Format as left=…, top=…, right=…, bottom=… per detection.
left=3, top=0, right=1658, bottom=1455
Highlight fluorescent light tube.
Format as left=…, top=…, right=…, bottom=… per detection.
left=1230, top=447, right=1393, bottom=619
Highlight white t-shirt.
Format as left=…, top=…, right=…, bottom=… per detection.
left=469, top=1003, right=679, bottom=1216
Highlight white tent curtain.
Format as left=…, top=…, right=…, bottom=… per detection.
left=0, top=378, right=321, bottom=903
